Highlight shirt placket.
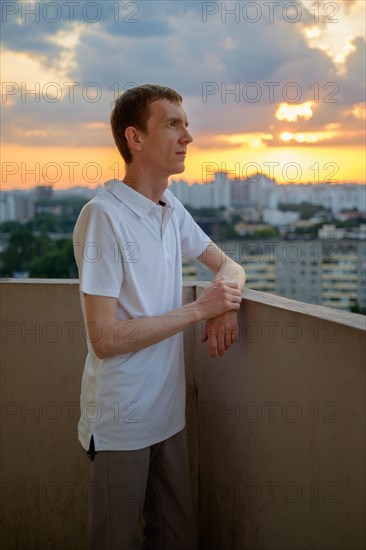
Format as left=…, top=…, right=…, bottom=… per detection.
left=161, top=205, right=174, bottom=254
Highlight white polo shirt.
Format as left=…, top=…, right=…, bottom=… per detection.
left=73, top=179, right=211, bottom=450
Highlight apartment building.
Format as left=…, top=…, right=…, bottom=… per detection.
left=182, top=239, right=366, bottom=311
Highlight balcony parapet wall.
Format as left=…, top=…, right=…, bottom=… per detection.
left=1, top=280, right=365, bottom=550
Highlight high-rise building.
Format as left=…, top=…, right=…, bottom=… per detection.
left=33, top=185, right=54, bottom=202
left=0, top=192, right=35, bottom=223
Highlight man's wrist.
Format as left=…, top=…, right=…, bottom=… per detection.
left=216, top=266, right=245, bottom=283
left=184, top=301, right=205, bottom=324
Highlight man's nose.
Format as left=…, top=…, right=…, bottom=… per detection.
left=181, top=127, right=193, bottom=144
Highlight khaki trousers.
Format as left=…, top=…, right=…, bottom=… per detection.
left=88, top=427, right=197, bottom=550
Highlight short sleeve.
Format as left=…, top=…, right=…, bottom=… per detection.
left=167, top=190, right=212, bottom=259
left=73, top=203, right=123, bottom=298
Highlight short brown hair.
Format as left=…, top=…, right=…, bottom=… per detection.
left=110, top=84, right=183, bottom=164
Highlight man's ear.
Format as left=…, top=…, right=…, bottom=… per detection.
left=125, top=126, right=143, bottom=152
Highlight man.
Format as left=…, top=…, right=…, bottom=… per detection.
left=73, top=84, right=245, bottom=550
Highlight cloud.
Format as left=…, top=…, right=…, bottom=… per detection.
left=1, top=0, right=365, bottom=150
left=275, top=102, right=315, bottom=122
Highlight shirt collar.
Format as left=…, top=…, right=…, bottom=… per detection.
left=104, top=179, right=172, bottom=218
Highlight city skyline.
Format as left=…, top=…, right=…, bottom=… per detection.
left=2, top=173, right=366, bottom=196
left=1, top=0, right=365, bottom=190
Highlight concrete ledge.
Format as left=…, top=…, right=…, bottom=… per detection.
left=1, top=280, right=365, bottom=550
left=2, top=278, right=365, bottom=330
left=193, top=281, right=366, bottom=331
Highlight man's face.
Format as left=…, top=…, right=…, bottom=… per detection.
left=139, top=99, right=193, bottom=177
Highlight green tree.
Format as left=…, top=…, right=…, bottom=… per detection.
left=349, top=301, right=366, bottom=316
left=253, top=227, right=279, bottom=238
left=0, top=227, right=37, bottom=275
left=28, top=239, right=77, bottom=278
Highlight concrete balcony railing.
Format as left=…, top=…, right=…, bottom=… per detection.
left=1, top=280, right=365, bottom=550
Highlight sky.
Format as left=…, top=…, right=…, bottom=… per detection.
left=1, top=0, right=365, bottom=190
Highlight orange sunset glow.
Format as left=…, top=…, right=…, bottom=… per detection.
left=1, top=0, right=365, bottom=190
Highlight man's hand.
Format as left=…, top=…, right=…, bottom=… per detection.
left=194, top=277, right=242, bottom=320
left=195, top=277, right=242, bottom=358
left=201, top=310, right=239, bottom=359
left=195, top=244, right=245, bottom=359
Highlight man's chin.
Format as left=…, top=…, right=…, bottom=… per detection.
left=170, top=162, right=186, bottom=176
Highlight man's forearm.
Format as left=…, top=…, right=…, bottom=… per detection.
left=87, top=277, right=243, bottom=359
left=196, top=242, right=245, bottom=289
left=97, top=302, right=201, bottom=359
left=217, top=260, right=246, bottom=289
